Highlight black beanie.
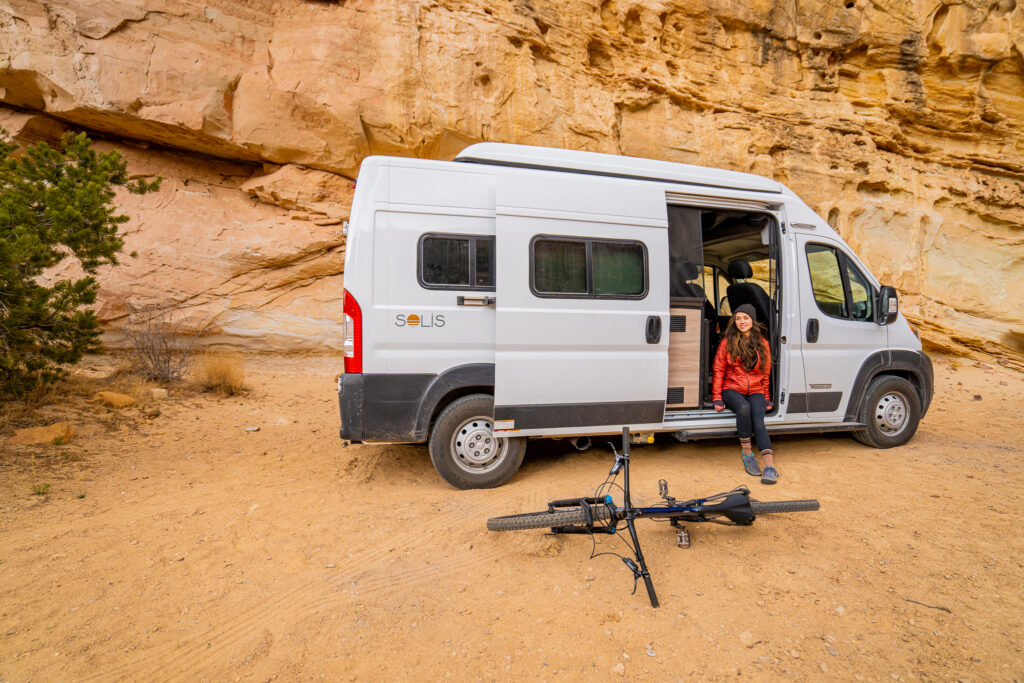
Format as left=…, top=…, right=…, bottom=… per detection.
left=734, top=303, right=757, bottom=322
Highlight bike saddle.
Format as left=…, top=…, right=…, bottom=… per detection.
left=699, top=493, right=755, bottom=525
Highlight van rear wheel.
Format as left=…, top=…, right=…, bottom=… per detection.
left=852, top=375, right=921, bottom=448
left=428, top=394, right=526, bottom=489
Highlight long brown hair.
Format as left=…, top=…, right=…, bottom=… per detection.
left=724, top=314, right=768, bottom=372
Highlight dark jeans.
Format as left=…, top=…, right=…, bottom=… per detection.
left=722, top=389, right=772, bottom=453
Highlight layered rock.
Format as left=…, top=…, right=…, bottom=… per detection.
left=1, top=0, right=1022, bottom=362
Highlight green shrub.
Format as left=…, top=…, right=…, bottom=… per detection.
left=0, top=129, right=160, bottom=396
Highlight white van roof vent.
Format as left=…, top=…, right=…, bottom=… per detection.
left=456, top=143, right=783, bottom=195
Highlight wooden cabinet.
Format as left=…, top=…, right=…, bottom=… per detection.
left=666, top=304, right=703, bottom=409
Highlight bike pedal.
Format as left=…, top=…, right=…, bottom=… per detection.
left=676, top=527, right=690, bottom=549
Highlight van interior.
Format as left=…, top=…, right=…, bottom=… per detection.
left=665, top=205, right=780, bottom=414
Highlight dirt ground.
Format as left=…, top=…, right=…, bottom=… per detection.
left=1, top=354, right=1022, bottom=681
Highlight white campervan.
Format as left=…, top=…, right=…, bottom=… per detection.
left=338, top=144, right=933, bottom=489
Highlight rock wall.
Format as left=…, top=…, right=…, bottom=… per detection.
left=1, top=0, right=1022, bottom=362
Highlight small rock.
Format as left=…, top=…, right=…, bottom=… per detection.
left=973, top=394, right=982, bottom=401
left=828, top=647, right=839, bottom=656
left=10, top=421, right=76, bottom=445
left=148, top=388, right=168, bottom=400
left=834, top=605, right=846, bottom=616
left=325, top=563, right=335, bottom=568
left=622, top=653, right=630, bottom=661
left=646, top=649, right=656, bottom=657
left=94, top=391, right=135, bottom=408
left=821, top=662, right=828, bottom=672
left=245, top=426, right=260, bottom=432
left=790, top=649, right=801, bottom=659
left=611, top=663, right=625, bottom=676
left=739, top=631, right=755, bottom=646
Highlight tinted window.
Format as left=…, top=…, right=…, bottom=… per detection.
left=419, top=234, right=495, bottom=290
left=532, top=237, right=647, bottom=299
left=846, top=260, right=873, bottom=320
left=806, top=243, right=877, bottom=321
left=422, top=237, right=469, bottom=286
left=593, top=241, right=645, bottom=296
left=475, top=238, right=494, bottom=288
left=806, top=244, right=848, bottom=318
left=534, top=240, right=587, bottom=294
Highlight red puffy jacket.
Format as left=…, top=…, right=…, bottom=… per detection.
left=712, top=338, right=771, bottom=402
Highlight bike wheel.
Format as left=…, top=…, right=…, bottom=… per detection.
left=487, top=506, right=613, bottom=531
left=750, top=500, right=819, bottom=514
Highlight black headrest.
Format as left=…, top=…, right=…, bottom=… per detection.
left=728, top=260, right=753, bottom=279
left=680, top=261, right=699, bottom=281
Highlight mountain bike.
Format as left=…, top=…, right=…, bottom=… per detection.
left=487, top=427, right=820, bottom=607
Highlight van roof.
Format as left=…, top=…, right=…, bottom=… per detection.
left=455, top=143, right=782, bottom=195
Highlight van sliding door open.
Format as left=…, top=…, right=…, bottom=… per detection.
left=492, top=170, right=669, bottom=438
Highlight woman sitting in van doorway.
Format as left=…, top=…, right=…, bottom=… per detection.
left=712, top=304, right=779, bottom=484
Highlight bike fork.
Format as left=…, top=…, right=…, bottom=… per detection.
left=624, top=516, right=659, bottom=608
left=620, top=427, right=659, bottom=608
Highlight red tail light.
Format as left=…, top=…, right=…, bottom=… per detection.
left=343, top=289, right=363, bottom=374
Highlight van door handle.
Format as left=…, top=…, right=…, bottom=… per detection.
left=457, top=296, right=496, bottom=307
left=646, top=315, right=662, bottom=344
left=806, top=318, right=819, bottom=343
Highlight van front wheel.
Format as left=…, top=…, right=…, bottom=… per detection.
left=428, top=394, right=526, bottom=489
left=852, top=375, right=921, bottom=448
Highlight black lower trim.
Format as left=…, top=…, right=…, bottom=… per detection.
left=845, top=349, right=933, bottom=421
left=787, top=391, right=843, bottom=414
left=339, top=364, right=496, bottom=443
left=494, top=400, right=665, bottom=430
left=338, top=373, right=364, bottom=441
left=340, top=373, right=433, bottom=442
left=674, top=422, right=866, bottom=442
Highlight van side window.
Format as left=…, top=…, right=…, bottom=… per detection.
left=845, top=260, right=873, bottom=320
left=532, top=237, right=647, bottom=299
left=534, top=240, right=587, bottom=293
left=419, top=234, right=495, bottom=291
left=805, top=243, right=875, bottom=321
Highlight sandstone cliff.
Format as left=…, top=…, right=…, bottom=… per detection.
left=1, top=0, right=1022, bottom=362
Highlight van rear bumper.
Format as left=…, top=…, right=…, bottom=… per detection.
left=339, top=365, right=496, bottom=444
left=338, top=372, right=435, bottom=443
left=338, top=374, right=365, bottom=442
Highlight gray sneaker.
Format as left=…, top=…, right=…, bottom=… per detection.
left=761, top=466, right=779, bottom=485
left=741, top=452, right=762, bottom=477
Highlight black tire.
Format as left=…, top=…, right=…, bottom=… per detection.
left=487, top=505, right=613, bottom=531
left=428, top=394, right=526, bottom=490
left=851, top=375, right=922, bottom=448
left=750, top=500, right=820, bottom=515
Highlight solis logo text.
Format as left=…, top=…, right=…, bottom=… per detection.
left=395, top=313, right=446, bottom=328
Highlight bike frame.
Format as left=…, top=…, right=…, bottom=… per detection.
left=544, top=427, right=757, bottom=608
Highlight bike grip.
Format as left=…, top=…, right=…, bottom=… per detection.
left=642, top=573, right=660, bottom=608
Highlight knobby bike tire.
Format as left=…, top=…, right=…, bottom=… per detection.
left=750, top=500, right=820, bottom=515
left=487, top=506, right=613, bottom=531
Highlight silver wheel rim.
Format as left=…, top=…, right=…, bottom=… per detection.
left=451, top=415, right=507, bottom=475
left=874, top=391, right=909, bottom=435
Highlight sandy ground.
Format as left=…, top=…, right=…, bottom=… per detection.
left=1, top=354, right=1022, bottom=681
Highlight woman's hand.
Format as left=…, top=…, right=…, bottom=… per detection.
left=766, top=402, right=773, bottom=411
left=714, top=399, right=725, bottom=413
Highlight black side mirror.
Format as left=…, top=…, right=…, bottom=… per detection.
left=877, top=286, right=898, bottom=325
